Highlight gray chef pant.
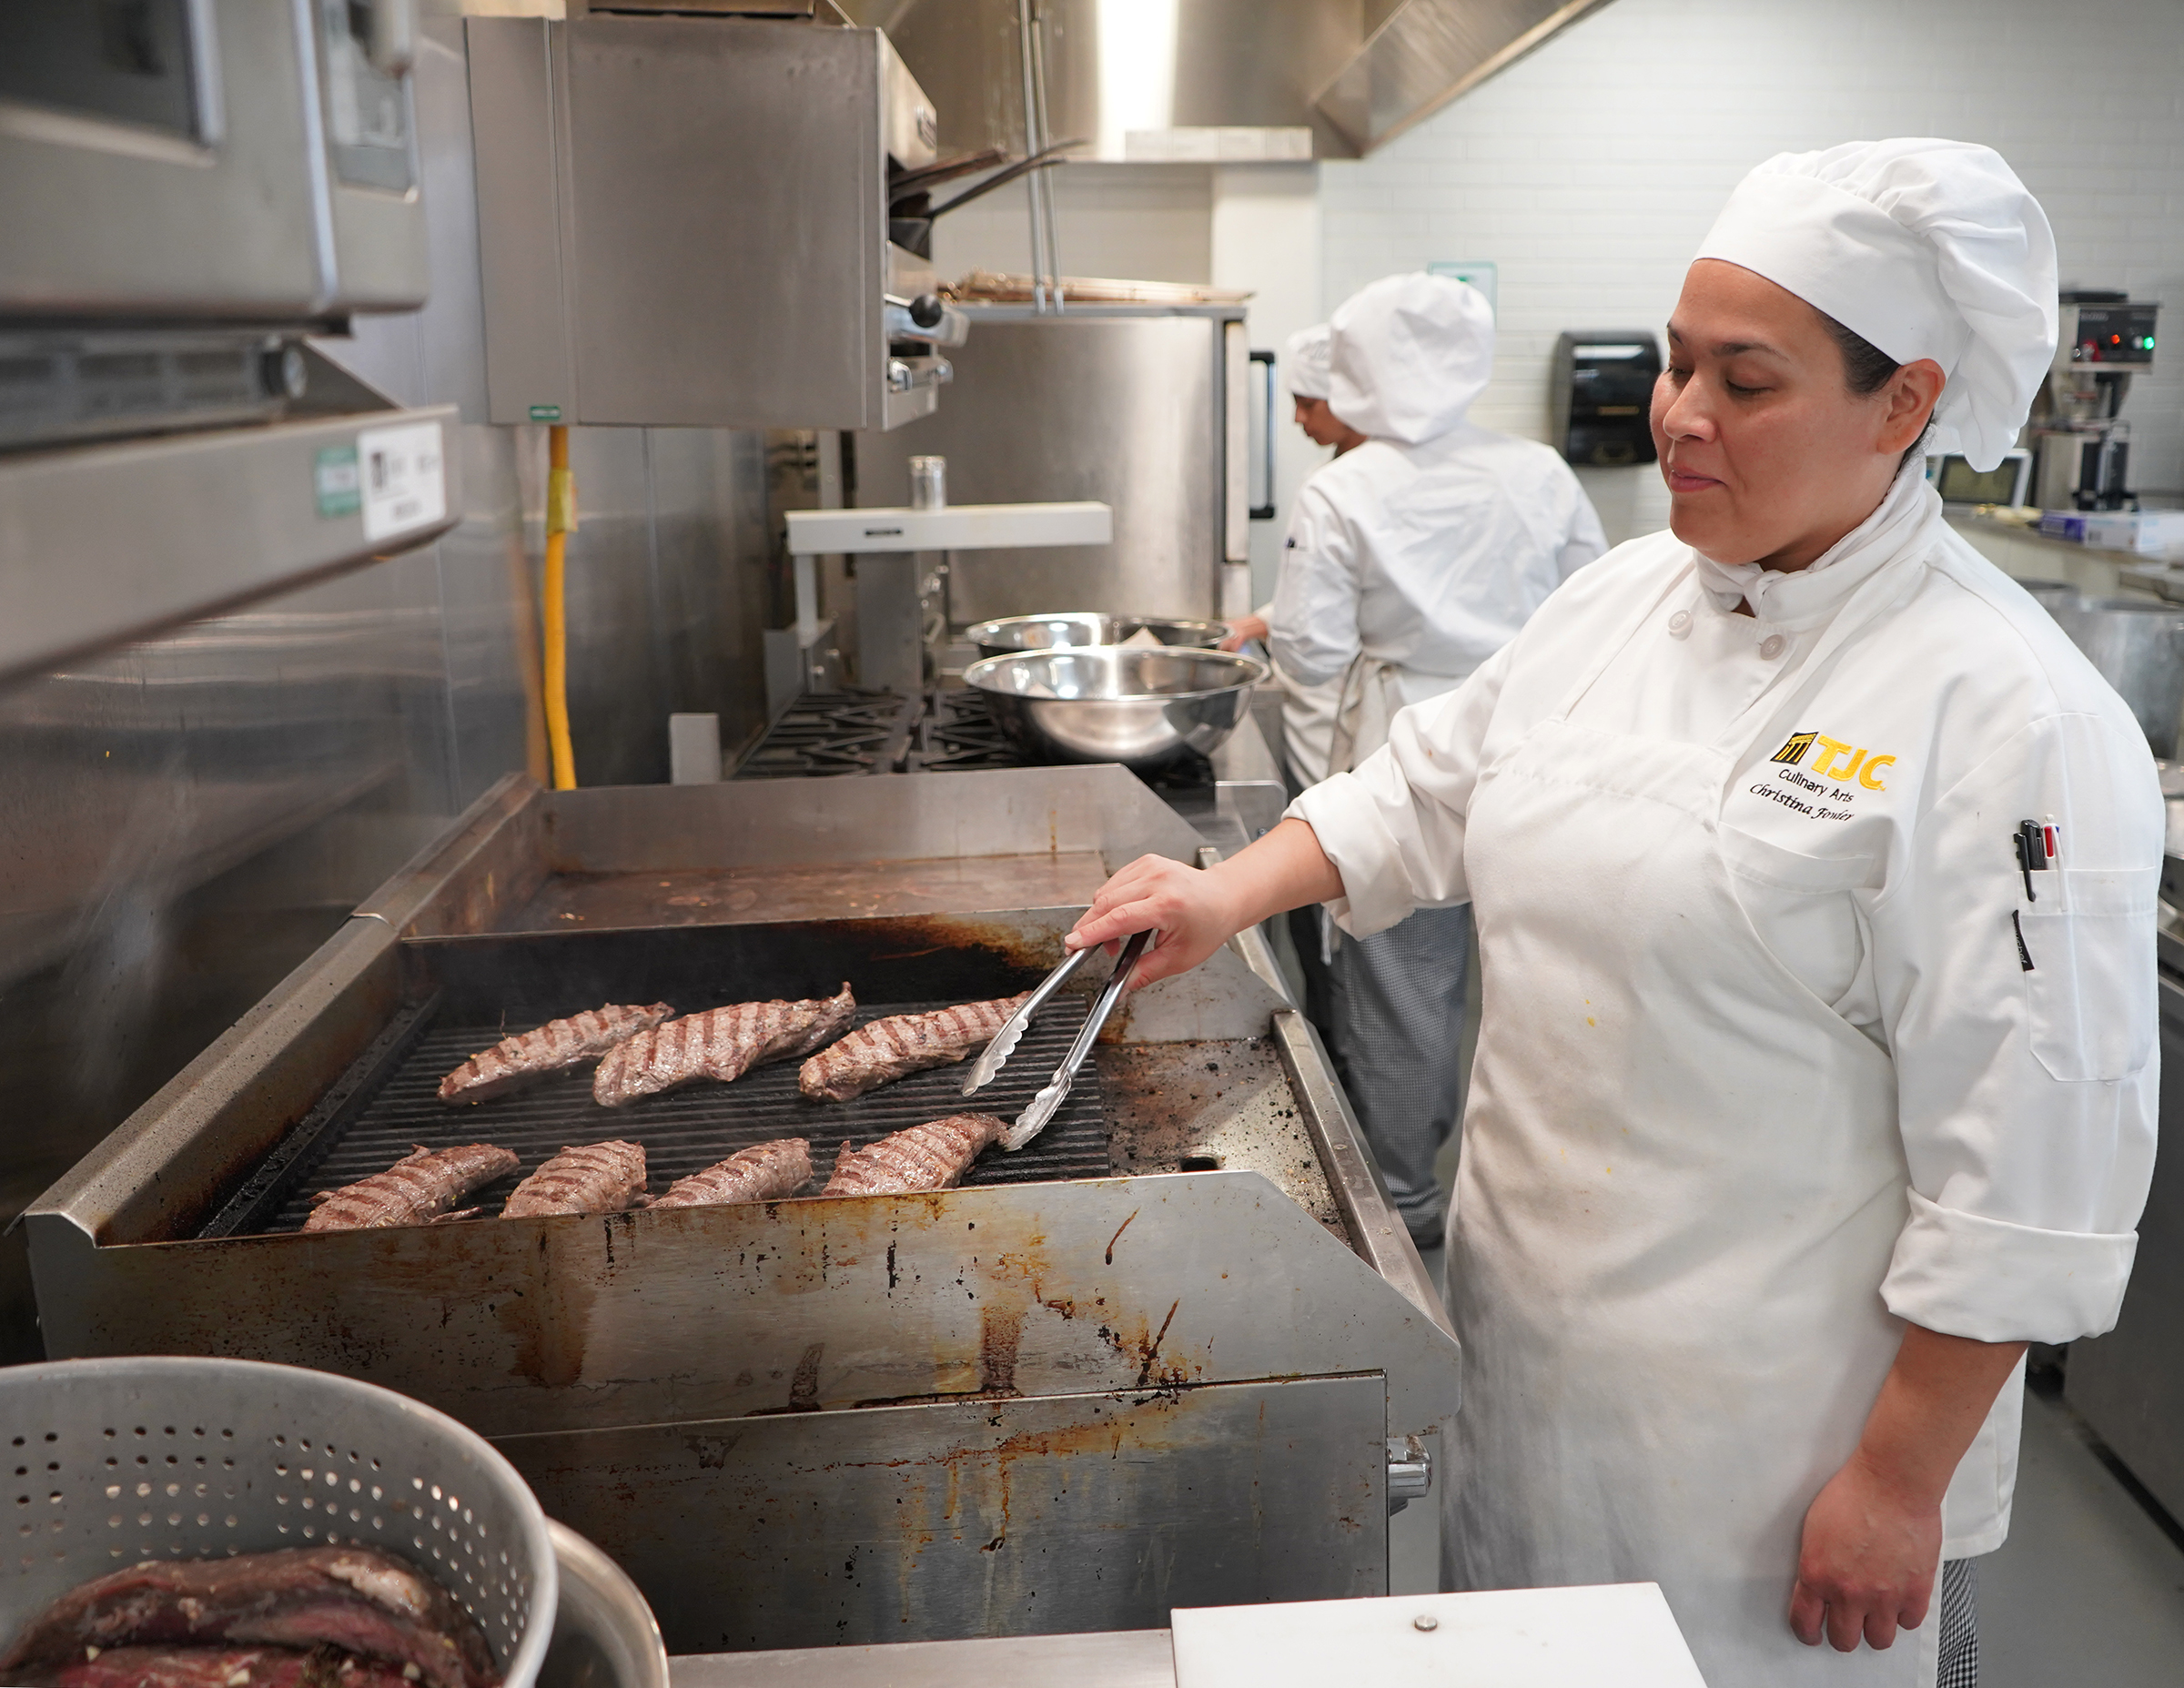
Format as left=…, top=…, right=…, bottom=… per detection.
left=1311, top=903, right=1471, bottom=1249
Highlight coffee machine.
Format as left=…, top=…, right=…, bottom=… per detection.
left=2031, top=291, right=2159, bottom=511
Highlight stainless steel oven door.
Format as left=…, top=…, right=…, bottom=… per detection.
left=0, top=0, right=425, bottom=322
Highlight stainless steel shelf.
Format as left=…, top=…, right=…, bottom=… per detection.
left=0, top=403, right=462, bottom=691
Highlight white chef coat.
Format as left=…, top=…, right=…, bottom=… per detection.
left=1268, top=422, right=1605, bottom=775
left=1246, top=597, right=1340, bottom=789
left=1289, top=463, right=2160, bottom=1683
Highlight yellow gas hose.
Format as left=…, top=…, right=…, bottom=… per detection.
left=542, top=424, right=578, bottom=790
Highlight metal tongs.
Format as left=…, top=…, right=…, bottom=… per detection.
left=964, top=929, right=1153, bottom=1150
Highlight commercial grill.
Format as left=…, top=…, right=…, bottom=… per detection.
left=25, top=766, right=1456, bottom=1655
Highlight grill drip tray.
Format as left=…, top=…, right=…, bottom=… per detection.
left=203, top=996, right=1105, bottom=1238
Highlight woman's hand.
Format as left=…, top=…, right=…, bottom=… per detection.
left=1066, top=818, right=1347, bottom=990
left=1789, top=1450, right=1940, bottom=1652
left=1219, top=613, right=1269, bottom=652
left=1788, top=1324, right=2026, bottom=1653
left=1066, top=854, right=1255, bottom=989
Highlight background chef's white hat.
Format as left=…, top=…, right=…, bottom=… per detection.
left=1285, top=324, right=1333, bottom=400
left=1329, top=272, right=1493, bottom=446
left=1694, top=137, right=2057, bottom=471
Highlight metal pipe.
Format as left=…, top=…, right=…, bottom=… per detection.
left=1015, top=0, right=1053, bottom=314
left=1026, top=3, right=1063, bottom=310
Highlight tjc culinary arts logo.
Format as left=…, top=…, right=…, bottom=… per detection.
left=1770, top=729, right=1895, bottom=790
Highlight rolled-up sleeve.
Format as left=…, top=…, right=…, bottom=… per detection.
left=1874, top=712, right=2162, bottom=1343
left=1286, top=641, right=1515, bottom=938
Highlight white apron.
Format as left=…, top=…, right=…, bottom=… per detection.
left=1449, top=558, right=1947, bottom=1686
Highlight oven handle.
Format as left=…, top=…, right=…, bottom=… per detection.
left=1249, top=349, right=1278, bottom=521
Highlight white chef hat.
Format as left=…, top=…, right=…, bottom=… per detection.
left=1285, top=324, right=1333, bottom=400
left=1694, top=138, right=2058, bottom=471
left=1329, top=272, right=1494, bottom=446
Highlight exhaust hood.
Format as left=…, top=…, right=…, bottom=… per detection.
left=843, top=0, right=1614, bottom=159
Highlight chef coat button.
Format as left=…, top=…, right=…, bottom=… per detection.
left=1759, top=633, right=1787, bottom=660
left=1668, top=609, right=1693, bottom=639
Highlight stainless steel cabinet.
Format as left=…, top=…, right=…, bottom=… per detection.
left=0, top=0, right=426, bottom=321
left=854, top=303, right=1249, bottom=623
left=468, top=14, right=945, bottom=431
left=2066, top=969, right=2184, bottom=1521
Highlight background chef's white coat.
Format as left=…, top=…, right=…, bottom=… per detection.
left=1267, top=424, right=1607, bottom=773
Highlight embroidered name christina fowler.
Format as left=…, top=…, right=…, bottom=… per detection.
left=1750, top=729, right=1898, bottom=824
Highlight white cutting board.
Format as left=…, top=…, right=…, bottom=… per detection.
left=1169, top=1582, right=1709, bottom=1688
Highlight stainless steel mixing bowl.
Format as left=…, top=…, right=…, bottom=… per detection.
left=963, top=647, right=1267, bottom=770
left=966, top=612, right=1232, bottom=662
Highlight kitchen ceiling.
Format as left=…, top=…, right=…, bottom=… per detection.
left=841, top=0, right=1616, bottom=159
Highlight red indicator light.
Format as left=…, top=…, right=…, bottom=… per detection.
left=2112, top=334, right=2123, bottom=345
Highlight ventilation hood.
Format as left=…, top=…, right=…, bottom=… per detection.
left=841, top=0, right=1614, bottom=159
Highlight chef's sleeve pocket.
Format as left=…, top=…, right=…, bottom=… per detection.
left=2019, top=867, right=2159, bottom=1082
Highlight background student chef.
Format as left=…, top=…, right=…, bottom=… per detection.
left=1228, top=271, right=1605, bottom=1252
left=1067, top=138, right=2161, bottom=1687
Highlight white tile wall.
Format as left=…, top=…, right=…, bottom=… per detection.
left=932, top=163, right=1214, bottom=284
left=1319, top=0, right=2184, bottom=544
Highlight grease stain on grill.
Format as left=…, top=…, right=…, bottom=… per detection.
left=205, top=996, right=1110, bottom=1239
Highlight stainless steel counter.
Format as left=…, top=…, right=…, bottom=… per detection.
left=671, top=1631, right=1175, bottom=1688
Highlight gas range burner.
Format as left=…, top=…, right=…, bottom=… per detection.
left=906, top=685, right=1015, bottom=772
left=734, top=692, right=910, bottom=778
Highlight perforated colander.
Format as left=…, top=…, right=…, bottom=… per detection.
left=0, top=1357, right=561, bottom=1687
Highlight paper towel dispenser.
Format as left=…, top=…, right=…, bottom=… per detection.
left=1552, top=331, right=1661, bottom=468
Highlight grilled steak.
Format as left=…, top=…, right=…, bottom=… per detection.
left=592, top=985, right=855, bottom=1107
left=500, top=1139, right=647, bottom=1218
left=14, top=1646, right=417, bottom=1688
left=822, top=1113, right=1007, bottom=1197
left=797, top=994, right=1032, bottom=1102
left=301, top=1145, right=520, bottom=1233
left=438, top=1002, right=673, bottom=1104
left=0, top=1547, right=498, bottom=1688
left=652, top=1138, right=813, bottom=1208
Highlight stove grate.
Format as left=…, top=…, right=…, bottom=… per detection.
left=734, top=692, right=909, bottom=778
left=201, top=996, right=1110, bottom=1238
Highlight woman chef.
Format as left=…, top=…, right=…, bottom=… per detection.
left=1067, top=139, right=2161, bottom=1685
left=1226, top=274, right=1606, bottom=1251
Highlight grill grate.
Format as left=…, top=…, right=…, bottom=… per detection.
left=204, top=996, right=1110, bottom=1238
